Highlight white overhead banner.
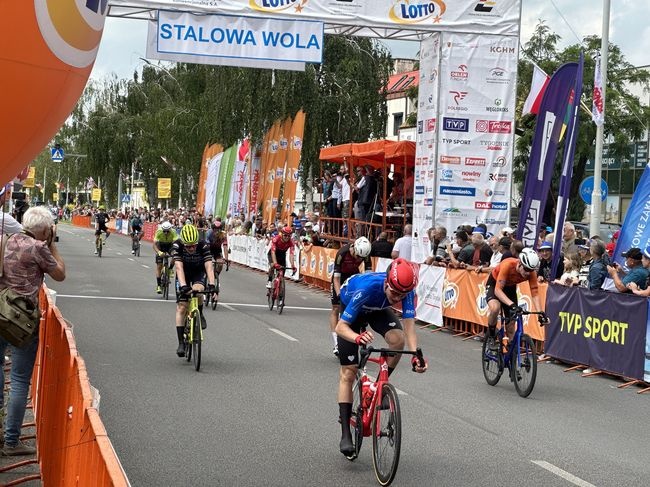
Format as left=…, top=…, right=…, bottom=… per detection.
left=112, top=0, right=522, bottom=37
left=146, top=10, right=323, bottom=70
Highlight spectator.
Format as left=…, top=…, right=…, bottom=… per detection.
left=0, top=207, right=65, bottom=455
left=507, top=239, right=524, bottom=260
left=483, top=236, right=511, bottom=273
left=370, top=232, right=393, bottom=258
left=585, top=240, right=609, bottom=290
left=562, top=222, right=579, bottom=255
left=500, top=226, right=514, bottom=239
left=391, top=224, right=412, bottom=261
left=423, top=225, right=450, bottom=265
left=553, top=252, right=582, bottom=286
left=606, top=247, right=649, bottom=293
left=447, top=230, right=472, bottom=268
left=340, top=173, right=351, bottom=229
left=537, top=241, right=564, bottom=283
left=577, top=241, right=592, bottom=286
left=606, top=230, right=619, bottom=257
left=465, top=227, right=493, bottom=271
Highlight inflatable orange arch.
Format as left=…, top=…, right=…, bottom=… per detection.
left=1, top=0, right=107, bottom=186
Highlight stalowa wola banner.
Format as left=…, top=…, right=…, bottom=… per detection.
left=545, top=284, right=647, bottom=380
left=516, top=62, right=579, bottom=248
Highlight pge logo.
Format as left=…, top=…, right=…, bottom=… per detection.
left=486, top=66, right=511, bottom=84
left=492, top=156, right=507, bottom=167
left=388, top=0, right=448, bottom=25
left=474, top=0, right=495, bottom=13
left=250, top=0, right=309, bottom=14
left=442, top=279, right=459, bottom=309
left=476, top=283, right=489, bottom=316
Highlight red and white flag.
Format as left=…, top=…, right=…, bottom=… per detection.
left=522, top=63, right=550, bottom=116
left=592, top=52, right=605, bottom=126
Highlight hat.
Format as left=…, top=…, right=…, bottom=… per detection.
left=578, top=240, right=591, bottom=250
left=622, top=247, right=642, bottom=260
left=472, top=226, right=486, bottom=235
left=613, top=230, right=620, bottom=239
left=501, top=226, right=513, bottom=235
left=499, top=237, right=512, bottom=247
left=539, top=241, right=553, bottom=251
left=644, top=246, right=650, bottom=260
left=304, top=222, right=313, bottom=228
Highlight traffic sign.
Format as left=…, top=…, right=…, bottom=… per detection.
left=121, top=194, right=131, bottom=203
left=579, top=176, right=608, bottom=205
left=51, top=147, right=64, bottom=162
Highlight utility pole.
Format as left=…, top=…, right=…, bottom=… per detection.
left=43, top=164, right=47, bottom=205
left=117, top=171, right=123, bottom=211
left=590, top=0, right=610, bottom=237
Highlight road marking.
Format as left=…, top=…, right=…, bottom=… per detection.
left=55, top=294, right=330, bottom=310
left=141, top=264, right=150, bottom=269
left=128, top=258, right=134, bottom=262
left=221, top=303, right=236, bottom=311
left=269, top=328, right=298, bottom=342
left=116, top=252, right=123, bottom=256
left=531, top=461, right=596, bottom=487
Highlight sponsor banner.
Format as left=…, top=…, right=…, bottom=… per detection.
left=227, top=159, right=247, bottom=217
left=415, top=265, right=445, bottom=326
left=646, top=301, right=650, bottom=383
left=204, top=151, right=224, bottom=216
left=228, top=235, right=300, bottom=280
left=545, top=284, right=646, bottom=380
left=442, top=269, right=546, bottom=341
left=215, top=145, right=237, bottom=218
left=147, top=11, right=322, bottom=70
left=118, top=0, right=522, bottom=38
left=248, top=149, right=262, bottom=219
left=435, top=32, right=517, bottom=235
left=157, top=177, right=172, bottom=199
left=280, top=110, right=306, bottom=224
left=412, top=33, right=441, bottom=263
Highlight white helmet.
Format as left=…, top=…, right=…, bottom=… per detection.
left=353, top=237, right=372, bottom=258
left=519, top=247, right=540, bottom=271
left=161, top=221, right=173, bottom=231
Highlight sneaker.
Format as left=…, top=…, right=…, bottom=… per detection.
left=176, top=343, right=185, bottom=357
left=332, top=346, right=339, bottom=357
left=339, top=436, right=354, bottom=457
left=2, top=441, right=36, bottom=456
left=94, top=250, right=98, bottom=255
left=156, top=286, right=162, bottom=294
left=266, top=281, right=273, bottom=289
left=486, top=337, right=499, bottom=352
left=131, top=250, right=135, bottom=255
left=200, top=314, right=207, bottom=330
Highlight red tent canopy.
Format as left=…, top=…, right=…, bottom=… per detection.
left=319, top=140, right=415, bottom=169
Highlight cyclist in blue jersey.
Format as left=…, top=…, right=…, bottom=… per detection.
left=335, top=257, right=428, bottom=457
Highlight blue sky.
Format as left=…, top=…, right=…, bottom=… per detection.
left=90, top=1, right=650, bottom=82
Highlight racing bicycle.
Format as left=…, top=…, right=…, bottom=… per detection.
left=160, top=253, right=172, bottom=300
left=182, top=289, right=212, bottom=372
left=207, top=258, right=229, bottom=311
left=267, top=265, right=295, bottom=315
left=348, top=343, right=424, bottom=486
left=95, top=233, right=105, bottom=257
left=481, top=308, right=545, bottom=398
left=131, top=230, right=141, bottom=256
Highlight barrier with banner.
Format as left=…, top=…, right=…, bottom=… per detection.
left=545, top=285, right=646, bottom=380
left=228, top=235, right=300, bottom=281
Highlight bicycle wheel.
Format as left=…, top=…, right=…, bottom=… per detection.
left=482, top=334, right=504, bottom=386
left=161, top=270, right=169, bottom=300
left=185, top=317, right=192, bottom=363
left=97, top=239, right=102, bottom=258
left=348, top=373, right=364, bottom=461
left=512, top=334, right=537, bottom=398
left=211, top=273, right=219, bottom=310
left=372, top=383, right=401, bottom=486
left=135, top=241, right=140, bottom=257
left=277, top=278, right=285, bottom=315
left=192, top=315, right=201, bottom=371
left=267, top=275, right=275, bottom=311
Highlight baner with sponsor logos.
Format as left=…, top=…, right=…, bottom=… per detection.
left=433, top=32, right=517, bottom=235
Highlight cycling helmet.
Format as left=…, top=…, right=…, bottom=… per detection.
left=180, top=224, right=199, bottom=245
left=386, top=258, right=419, bottom=293
left=161, top=221, right=173, bottom=232
left=519, top=247, right=540, bottom=271
left=353, top=237, right=372, bottom=258
left=281, top=226, right=292, bottom=236
left=98, top=205, right=105, bottom=210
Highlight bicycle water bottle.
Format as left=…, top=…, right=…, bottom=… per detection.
left=361, top=377, right=372, bottom=409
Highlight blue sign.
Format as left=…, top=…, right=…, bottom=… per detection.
left=121, top=194, right=131, bottom=203
left=51, top=147, right=64, bottom=162
left=579, top=176, right=607, bottom=204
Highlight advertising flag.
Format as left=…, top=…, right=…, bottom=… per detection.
left=261, top=121, right=280, bottom=224
left=551, top=53, right=584, bottom=278
left=281, top=110, right=305, bottom=225
left=204, top=151, right=224, bottom=216
left=516, top=62, right=579, bottom=248
left=592, top=52, right=605, bottom=126
left=522, top=63, right=549, bottom=116
left=214, top=146, right=233, bottom=217
left=248, top=147, right=262, bottom=220
left=268, top=117, right=292, bottom=225
left=228, top=139, right=250, bottom=218
left=157, top=178, right=172, bottom=199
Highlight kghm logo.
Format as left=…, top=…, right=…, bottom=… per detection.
left=389, top=0, right=447, bottom=25
left=474, top=0, right=495, bottom=13
left=35, top=0, right=108, bottom=68
left=442, top=279, right=459, bottom=309
left=250, top=0, right=309, bottom=14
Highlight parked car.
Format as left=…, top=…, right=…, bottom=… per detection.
left=570, top=221, right=621, bottom=240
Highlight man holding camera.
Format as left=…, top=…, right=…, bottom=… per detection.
left=606, top=247, right=649, bottom=293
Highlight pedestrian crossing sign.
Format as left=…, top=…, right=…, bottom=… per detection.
left=51, top=147, right=64, bottom=162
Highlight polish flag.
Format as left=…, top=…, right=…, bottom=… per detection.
left=522, top=63, right=550, bottom=116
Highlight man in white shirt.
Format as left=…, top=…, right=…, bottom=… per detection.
left=391, top=224, right=413, bottom=261
left=1, top=190, right=23, bottom=234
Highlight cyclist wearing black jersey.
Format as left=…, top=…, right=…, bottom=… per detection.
left=94, top=205, right=110, bottom=254
left=329, top=237, right=372, bottom=356
left=171, top=224, right=217, bottom=357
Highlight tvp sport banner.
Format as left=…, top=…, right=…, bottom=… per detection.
left=433, top=32, right=518, bottom=236
left=117, top=0, right=522, bottom=38
left=411, top=33, right=440, bottom=263
left=545, top=284, right=647, bottom=380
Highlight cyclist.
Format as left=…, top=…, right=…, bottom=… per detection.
left=206, top=220, right=229, bottom=296
left=129, top=210, right=144, bottom=254
left=171, top=224, right=217, bottom=357
left=335, top=258, right=427, bottom=457
left=94, top=205, right=110, bottom=254
left=153, top=220, right=178, bottom=294
left=485, top=248, right=549, bottom=353
left=266, top=226, right=296, bottom=290
left=329, top=237, right=372, bottom=357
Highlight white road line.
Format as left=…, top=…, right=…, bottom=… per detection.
left=531, top=461, right=596, bottom=487
left=128, top=258, right=134, bottom=262
left=116, top=252, right=123, bottom=256
left=141, top=264, right=150, bottom=269
left=269, top=328, right=298, bottom=342
left=55, top=294, right=330, bottom=310
left=220, top=303, right=236, bottom=311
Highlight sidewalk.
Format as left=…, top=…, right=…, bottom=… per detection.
left=0, top=400, right=41, bottom=486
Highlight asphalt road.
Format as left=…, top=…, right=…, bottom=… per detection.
left=49, top=224, right=648, bottom=487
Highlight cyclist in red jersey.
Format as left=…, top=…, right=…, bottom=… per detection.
left=266, top=226, right=297, bottom=288
left=485, top=248, right=549, bottom=351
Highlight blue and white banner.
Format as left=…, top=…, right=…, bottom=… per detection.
left=147, top=11, right=323, bottom=71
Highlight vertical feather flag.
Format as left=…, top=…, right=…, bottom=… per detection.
left=280, top=110, right=305, bottom=225
left=592, top=52, right=605, bottom=126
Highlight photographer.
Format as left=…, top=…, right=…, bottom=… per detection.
left=606, top=247, right=649, bottom=293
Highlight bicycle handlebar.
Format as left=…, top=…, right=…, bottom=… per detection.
left=358, top=346, right=424, bottom=371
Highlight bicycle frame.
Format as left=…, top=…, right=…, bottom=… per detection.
left=186, top=294, right=203, bottom=343
left=496, top=310, right=540, bottom=368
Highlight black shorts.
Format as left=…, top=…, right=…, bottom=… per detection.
left=155, top=245, right=173, bottom=264
left=268, top=250, right=287, bottom=269
left=95, top=226, right=108, bottom=236
left=337, top=308, right=404, bottom=366
left=330, top=274, right=354, bottom=306
left=210, top=246, right=223, bottom=260
left=175, top=275, right=206, bottom=303
left=485, top=275, right=517, bottom=317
